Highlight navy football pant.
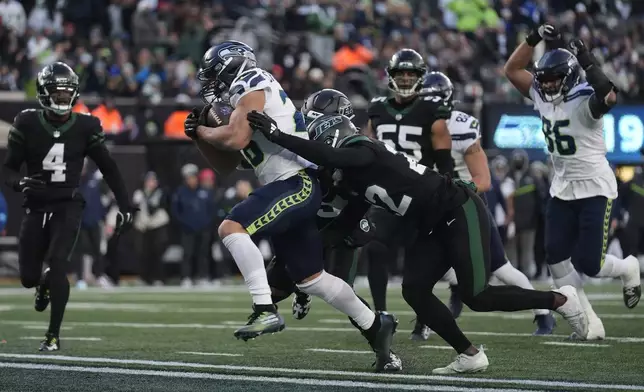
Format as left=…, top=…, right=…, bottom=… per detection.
left=227, top=170, right=323, bottom=282
left=545, top=196, right=613, bottom=277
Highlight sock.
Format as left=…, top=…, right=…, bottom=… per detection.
left=494, top=262, right=549, bottom=316
left=47, top=266, right=70, bottom=336
left=222, top=233, right=272, bottom=305
left=297, top=271, right=375, bottom=330
left=442, top=268, right=458, bottom=286
left=403, top=285, right=472, bottom=354
left=548, top=258, right=600, bottom=321
left=364, top=242, right=390, bottom=311
left=596, top=254, right=629, bottom=279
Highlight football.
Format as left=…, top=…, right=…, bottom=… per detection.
left=194, top=102, right=242, bottom=177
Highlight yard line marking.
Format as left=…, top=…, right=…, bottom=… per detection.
left=541, top=342, right=611, bottom=348
left=3, top=320, right=644, bottom=343
left=0, top=305, right=14, bottom=311
left=176, top=351, right=243, bottom=357
left=307, top=349, right=372, bottom=354
left=319, top=319, right=348, bottom=324
left=22, top=326, right=73, bottom=331
left=1, top=354, right=642, bottom=390
left=419, top=345, right=454, bottom=350
left=0, top=362, right=538, bottom=392
left=19, top=337, right=101, bottom=341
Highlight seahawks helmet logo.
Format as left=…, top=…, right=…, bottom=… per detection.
left=218, top=46, right=250, bottom=59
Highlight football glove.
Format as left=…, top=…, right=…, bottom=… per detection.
left=18, top=175, right=46, bottom=196
left=344, top=218, right=375, bottom=249
left=526, top=24, right=560, bottom=47
left=247, top=110, right=280, bottom=140
left=198, top=104, right=212, bottom=125
left=114, top=208, right=137, bottom=236
left=568, top=38, right=593, bottom=69
left=184, top=108, right=201, bottom=140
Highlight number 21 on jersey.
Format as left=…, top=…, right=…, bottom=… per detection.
left=42, top=143, right=67, bottom=182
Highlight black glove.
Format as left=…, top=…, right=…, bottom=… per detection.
left=568, top=38, right=594, bottom=69
left=184, top=107, right=201, bottom=140
left=17, top=175, right=46, bottom=196
left=526, top=24, right=560, bottom=47
left=344, top=218, right=375, bottom=249
left=198, top=104, right=212, bottom=125
left=114, top=208, right=137, bottom=236
left=247, top=110, right=280, bottom=141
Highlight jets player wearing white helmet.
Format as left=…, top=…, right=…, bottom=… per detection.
left=184, top=41, right=397, bottom=371
left=420, top=72, right=556, bottom=336
left=504, top=24, right=641, bottom=340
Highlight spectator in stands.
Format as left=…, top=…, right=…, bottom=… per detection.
left=0, top=187, right=6, bottom=236
left=172, top=164, right=217, bottom=288
left=132, top=171, right=170, bottom=286
left=0, top=0, right=26, bottom=35
left=91, top=96, right=124, bottom=135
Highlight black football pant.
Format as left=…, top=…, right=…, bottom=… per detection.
left=19, top=201, right=83, bottom=336
left=402, top=191, right=557, bottom=354
left=267, top=242, right=369, bottom=331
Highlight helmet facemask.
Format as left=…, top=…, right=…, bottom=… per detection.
left=198, top=55, right=256, bottom=104
left=535, top=71, right=568, bottom=104
left=38, top=83, right=79, bottom=116
left=388, top=70, right=423, bottom=98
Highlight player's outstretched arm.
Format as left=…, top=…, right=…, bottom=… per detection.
left=196, top=91, right=265, bottom=150
left=429, top=119, right=454, bottom=175
left=503, top=41, right=536, bottom=99
left=2, top=129, right=26, bottom=191
left=463, top=140, right=491, bottom=192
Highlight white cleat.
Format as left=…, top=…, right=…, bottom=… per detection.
left=432, top=348, right=489, bottom=374
left=553, top=285, right=589, bottom=338
left=568, top=317, right=605, bottom=341
left=622, top=255, right=641, bottom=309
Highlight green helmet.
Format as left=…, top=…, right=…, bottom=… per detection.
left=306, top=114, right=359, bottom=148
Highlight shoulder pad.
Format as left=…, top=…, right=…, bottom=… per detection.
left=13, top=108, right=39, bottom=126
left=340, top=135, right=373, bottom=148
left=565, top=82, right=594, bottom=103
left=229, top=68, right=273, bottom=107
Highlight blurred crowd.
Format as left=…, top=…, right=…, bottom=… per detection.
left=2, top=0, right=644, bottom=104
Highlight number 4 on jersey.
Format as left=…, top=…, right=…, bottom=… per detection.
left=42, top=143, right=66, bottom=182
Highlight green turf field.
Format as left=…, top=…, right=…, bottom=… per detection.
left=0, top=282, right=642, bottom=391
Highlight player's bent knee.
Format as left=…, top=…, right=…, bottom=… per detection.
left=218, top=219, right=246, bottom=239
left=401, top=284, right=422, bottom=308
left=20, top=275, right=40, bottom=289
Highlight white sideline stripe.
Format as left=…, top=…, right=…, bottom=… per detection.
left=0, top=354, right=642, bottom=391
left=177, top=351, right=243, bottom=357
left=541, top=342, right=611, bottom=348
left=0, top=305, right=14, bottom=311
left=19, top=337, right=101, bottom=341
left=4, top=320, right=644, bottom=343
left=0, top=362, right=538, bottom=392
left=419, top=346, right=454, bottom=350
left=307, top=349, right=372, bottom=354
left=22, top=326, right=73, bottom=331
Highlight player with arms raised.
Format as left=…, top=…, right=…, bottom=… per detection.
left=2, top=62, right=134, bottom=351
left=420, top=72, right=556, bottom=335
left=185, top=42, right=398, bottom=371
left=504, top=24, right=641, bottom=340
left=361, top=49, right=454, bottom=339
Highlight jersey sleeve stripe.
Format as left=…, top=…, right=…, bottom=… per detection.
left=564, top=89, right=593, bottom=102
left=451, top=132, right=478, bottom=141
left=8, top=127, right=24, bottom=143
left=88, top=133, right=106, bottom=148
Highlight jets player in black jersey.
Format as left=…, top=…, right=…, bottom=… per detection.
left=2, top=62, right=134, bottom=351
left=248, top=110, right=589, bottom=374
left=362, top=48, right=454, bottom=340
left=419, top=72, right=557, bottom=335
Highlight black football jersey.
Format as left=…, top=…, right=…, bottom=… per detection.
left=367, top=95, right=451, bottom=167
left=335, top=135, right=468, bottom=231
left=7, top=109, right=106, bottom=205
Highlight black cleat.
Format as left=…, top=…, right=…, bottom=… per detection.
left=34, top=268, right=51, bottom=312
left=372, top=312, right=399, bottom=373
left=234, top=304, right=285, bottom=342
left=39, top=333, right=60, bottom=352
left=410, top=319, right=431, bottom=341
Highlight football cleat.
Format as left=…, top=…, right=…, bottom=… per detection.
left=533, top=313, right=556, bottom=335
left=371, top=312, right=399, bottom=373
left=39, top=333, right=60, bottom=352
left=410, top=320, right=431, bottom=341
left=449, top=285, right=463, bottom=318
left=622, top=255, right=641, bottom=309
left=566, top=315, right=605, bottom=341
left=34, top=268, right=51, bottom=312
left=552, top=285, right=589, bottom=338
left=234, top=305, right=285, bottom=342
left=380, top=350, right=403, bottom=372
left=292, top=291, right=312, bottom=320
left=432, top=347, right=489, bottom=374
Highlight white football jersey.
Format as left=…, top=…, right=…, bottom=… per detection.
left=529, top=82, right=617, bottom=200
left=229, top=68, right=314, bottom=184
left=448, top=110, right=481, bottom=181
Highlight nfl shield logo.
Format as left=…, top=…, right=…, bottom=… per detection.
left=53, top=131, right=60, bottom=138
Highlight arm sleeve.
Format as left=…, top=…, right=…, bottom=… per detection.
left=319, top=198, right=371, bottom=241
left=86, top=125, right=130, bottom=210
left=271, top=132, right=376, bottom=168
left=2, top=124, right=27, bottom=191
